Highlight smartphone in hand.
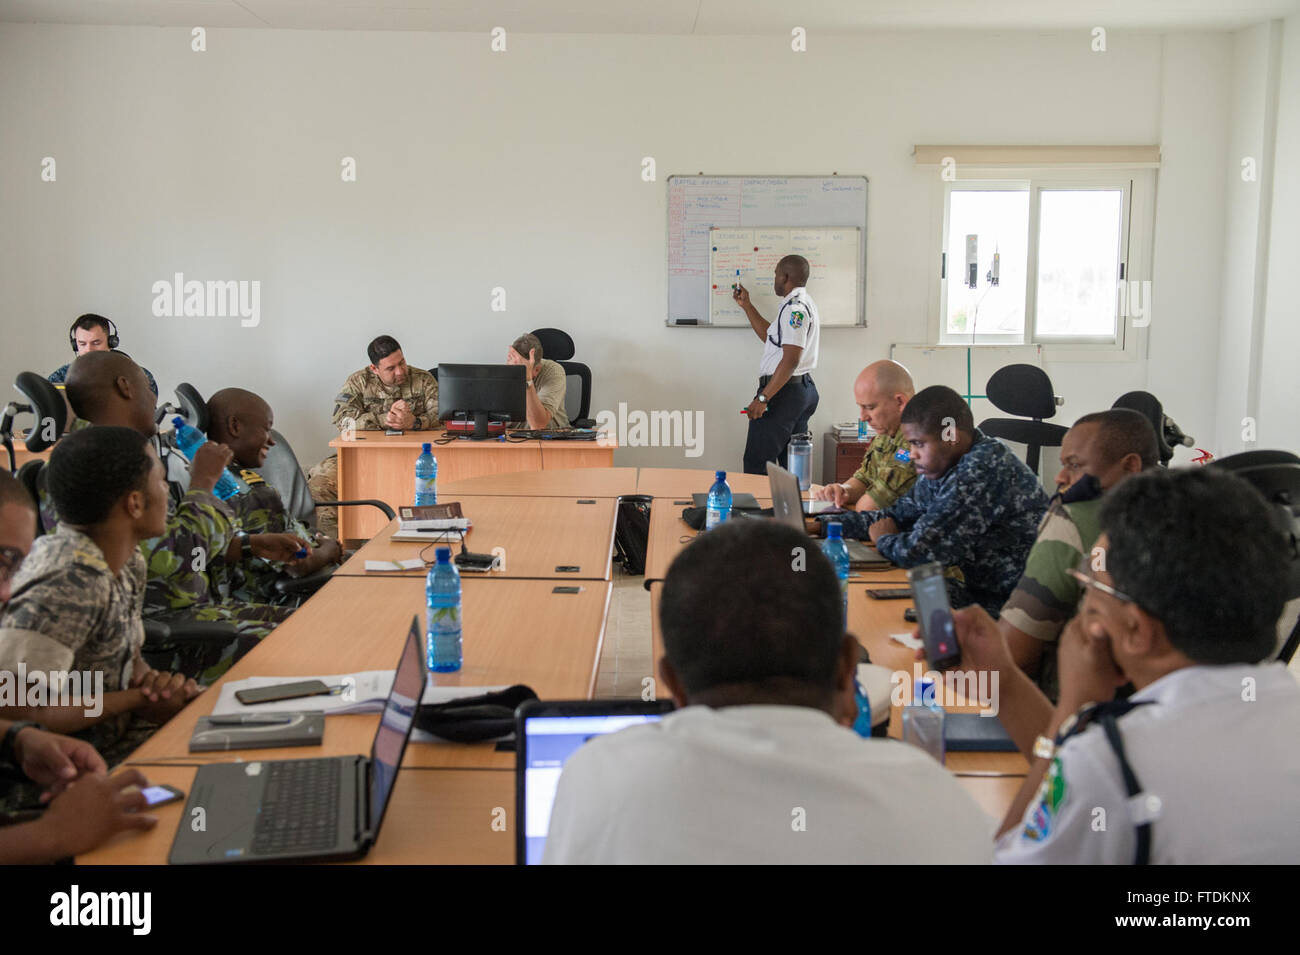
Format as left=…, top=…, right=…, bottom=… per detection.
left=907, top=562, right=961, bottom=670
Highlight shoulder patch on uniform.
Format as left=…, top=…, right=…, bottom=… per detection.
left=1022, top=756, right=1067, bottom=842
left=894, top=447, right=911, bottom=463
left=238, top=469, right=265, bottom=486
left=789, top=310, right=805, bottom=329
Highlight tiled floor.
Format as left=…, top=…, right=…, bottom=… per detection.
left=594, top=570, right=655, bottom=699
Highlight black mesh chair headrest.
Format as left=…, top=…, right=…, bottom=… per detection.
left=985, top=364, right=1058, bottom=420
left=1211, top=450, right=1300, bottom=600
left=1113, top=391, right=1172, bottom=461
left=530, top=327, right=575, bottom=362
left=175, top=382, right=209, bottom=433
left=14, top=372, right=68, bottom=451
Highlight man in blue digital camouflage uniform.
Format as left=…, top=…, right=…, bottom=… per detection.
left=828, top=385, right=1049, bottom=616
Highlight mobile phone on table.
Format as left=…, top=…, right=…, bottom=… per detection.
left=906, top=562, right=961, bottom=669
left=866, top=587, right=912, bottom=600
left=234, top=680, right=333, bottom=705
left=141, top=784, right=185, bottom=808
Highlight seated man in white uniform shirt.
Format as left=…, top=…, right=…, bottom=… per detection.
left=949, top=466, right=1300, bottom=864
left=542, top=519, right=993, bottom=864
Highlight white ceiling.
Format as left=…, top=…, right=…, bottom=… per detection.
left=0, top=0, right=1296, bottom=33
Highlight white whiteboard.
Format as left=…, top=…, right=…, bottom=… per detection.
left=709, top=227, right=861, bottom=326
left=667, top=175, right=868, bottom=326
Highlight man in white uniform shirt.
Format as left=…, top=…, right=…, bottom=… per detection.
left=542, top=519, right=993, bottom=864
left=734, top=254, right=820, bottom=475
left=944, top=466, right=1300, bottom=864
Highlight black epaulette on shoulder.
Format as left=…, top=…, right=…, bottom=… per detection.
left=238, top=468, right=265, bottom=486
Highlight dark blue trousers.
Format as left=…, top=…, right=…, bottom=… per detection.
left=743, top=375, right=819, bottom=475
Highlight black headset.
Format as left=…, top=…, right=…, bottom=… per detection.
left=69, top=314, right=119, bottom=353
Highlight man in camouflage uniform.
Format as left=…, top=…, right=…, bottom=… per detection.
left=998, top=409, right=1158, bottom=700
left=814, top=359, right=918, bottom=510
left=828, top=386, right=1050, bottom=616
left=307, top=335, right=440, bottom=539
left=0, top=429, right=200, bottom=804
left=49, top=353, right=307, bottom=684
left=206, top=388, right=343, bottom=604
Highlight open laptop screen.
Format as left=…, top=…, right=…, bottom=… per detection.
left=369, top=618, right=426, bottom=836
left=518, top=704, right=672, bottom=865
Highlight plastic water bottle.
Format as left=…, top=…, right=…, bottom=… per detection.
left=426, top=546, right=462, bottom=672
left=820, top=520, right=850, bottom=626
left=415, top=443, right=437, bottom=505
left=902, top=678, right=946, bottom=763
left=788, top=432, right=813, bottom=490
left=171, top=417, right=248, bottom=500
left=705, top=470, right=732, bottom=530
left=858, top=418, right=871, bottom=441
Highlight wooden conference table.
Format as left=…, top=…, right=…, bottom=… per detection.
left=329, top=431, right=616, bottom=539
left=82, top=467, right=1023, bottom=864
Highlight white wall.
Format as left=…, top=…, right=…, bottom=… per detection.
left=1215, top=22, right=1276, bottom=456
left=0, top=25, right=1246, bottom=475
left=1258, top=15, right=1300, bottom=452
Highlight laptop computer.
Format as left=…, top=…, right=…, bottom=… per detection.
left=766, top=462, right=891, bottom=568
left=169, top=617, right=428, bottom=865
left=515, top=698, right=674, bottom=865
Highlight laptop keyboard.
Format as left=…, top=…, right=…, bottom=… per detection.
left=251, top=759, right=343, bottom=856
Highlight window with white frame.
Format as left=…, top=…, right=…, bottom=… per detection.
left=935, top=168, right=1154, bottom=349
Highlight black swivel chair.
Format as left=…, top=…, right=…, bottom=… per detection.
left=1210, top=450, right=1300, bottom=664
left=530, top=327, right=596, bottom=428
left=977, top=364, right=1068, bottom=478
left=2, top=372, right=67, bottom=474
left=1112, top=391, right=1195, bottom=467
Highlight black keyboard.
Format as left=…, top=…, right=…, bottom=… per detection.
left=251, top=758, right=343, bottom=856
left=510, top=429, right=600, bottom=441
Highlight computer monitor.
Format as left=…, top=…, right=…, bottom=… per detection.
left=436, top=364, right=527, bottom=440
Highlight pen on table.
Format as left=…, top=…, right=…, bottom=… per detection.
left=207, top=715, right=294, bottom=726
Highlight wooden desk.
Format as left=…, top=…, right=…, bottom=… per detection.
left=78, top=766, right=516, bottom=865
left=635, top=468, right=771, bottom=500
left=328, top=433, right=616, bottom=538
left=335, top=496, right=618, bottom=581
left=438, top=466, right=637, bottom=499
left=125, top=576, right=610, bottom=771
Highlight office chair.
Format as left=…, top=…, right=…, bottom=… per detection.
left=257, top=428, right=395, bottom=598
left=531, top=327, right=596, bottom=428
left=1210, top=450, right=1300, bottom=664
left=1112, top=391, right=1194, bottom=467
left=976, top=364, right=1067, bottom=477
left=2, top=372, right=68, bottom=474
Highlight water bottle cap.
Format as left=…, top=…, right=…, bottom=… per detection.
left=422, top=442, right=432, bottom=453
left=916, top=678, right=937, bottom=705
left=435, top=546, right=451, bottom=564
left=715, top=470, right=726, bottom=480
left=826, top=521, right=843, bottom=538
left=171, top=416, right=184, bottom=430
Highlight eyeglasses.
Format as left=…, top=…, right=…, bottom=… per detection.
left=0, top=546, right=24, bottom=584
left=1067, top=566, right=1137, bottom=605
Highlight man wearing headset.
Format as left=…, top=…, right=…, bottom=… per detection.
left=48, top=314, right=158, bottom=397
left=944, top=467, right=1298, bottom=863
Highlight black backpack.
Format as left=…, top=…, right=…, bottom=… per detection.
left=613, top=494, right=653, bottom=575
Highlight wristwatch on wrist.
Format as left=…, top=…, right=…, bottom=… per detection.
left=239, top=532, right=253, bottom=561
left=1032, top=735, right=1056, bottom=760
left=756, top=394, right=768, bottom=405
left=0, top=721, right=43, bottom=765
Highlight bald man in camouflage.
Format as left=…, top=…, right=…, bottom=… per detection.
left=814, top=359, right=918, bottom=511
left=206, top=388, right=342, bottom=605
